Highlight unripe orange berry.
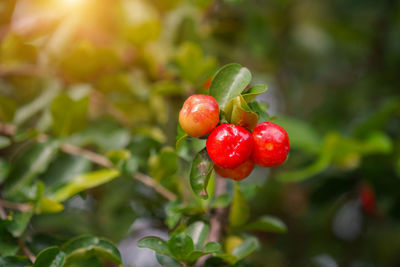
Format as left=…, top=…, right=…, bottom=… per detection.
left=179, top=95, right=219, bottom=138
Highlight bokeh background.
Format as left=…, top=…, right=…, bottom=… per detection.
left=0, top=0, right=399, bottom=266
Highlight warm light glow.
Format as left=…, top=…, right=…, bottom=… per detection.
left=59, top=0, right=84, bottom=8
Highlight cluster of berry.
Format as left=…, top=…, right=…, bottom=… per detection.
left=179, top=95, right=290, bottom=181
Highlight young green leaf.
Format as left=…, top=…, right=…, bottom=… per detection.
left=244, top=215, right=287, bottom=233
left=61, top=235, right=122, bottom=265
left=225, top=95, right=258, bottom=131
left=210, top=63, right=252, bottom=110
left=229, top=183, right=250, bottom=228
left=187, top=221, right=209, bottom=250
left=138, top=236, right=170, bottom=256
left=4, top=141, right=59, bottom=199
left=184, top=242, right=221, bottom=264
left=242, top=84, right=267, bottom=102
left=168, top=233, right=194, bottom=261
left=231, top=236, right=260, bottom=260
left=49, top=169, right=120, bottom=202
left=190, top=149, right=214, bottom=199
left=248, top=102, right=270, bottom=123
left=33, top=246, right=66, bottom=267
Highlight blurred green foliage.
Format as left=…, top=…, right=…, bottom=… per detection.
left=0, top=0, right=399, bottom=266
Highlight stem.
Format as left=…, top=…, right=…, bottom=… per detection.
left=208, top=177, right=228, bottom=242
left=19, top=238, right=36, bottom=263
left=0, top=199, right=32, bottom=213
left=132, top=173, right=177, bottom=202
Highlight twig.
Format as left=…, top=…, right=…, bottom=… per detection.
left=0, top=206, right=7, bottom=219
left=0, top=199, right=32, bottom=213
left=132, top=172, right=177, bottom=202
left=19, top=238, right=36, bottom=263
left=208, top=177, right=227, bottom=242
left=0, top=123, right=16, bottom=136
left=60, top=143, right=114, bottom=168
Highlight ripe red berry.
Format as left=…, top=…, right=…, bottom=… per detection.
left=251, top=122, right=290, bottom=167
left=179, top=95, right=219, bottom=138
left=361, top=184, right=376, bottom=215
left=214, top=159, right=254, bottom=181
left=206, top=124, right=253, bottom=169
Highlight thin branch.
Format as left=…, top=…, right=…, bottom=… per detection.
left=208, top=177, right=227, bottom=242
left=0, top=199, right=32, bottom=213
left=60, top=143, right=114, bottom=168
left=133, top=173, right=177, bottom=202
left=19, top=238, right=36, bottom=263
left=0, top=206, right=7, bottom=219
left=0, top=123, right=16, bottom=136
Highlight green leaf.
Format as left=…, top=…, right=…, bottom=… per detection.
left=0, top=159, right=10, bottom=184
left=156, top=253, right=183, bottom=267
left=61, top=235, right=121, bottom=265
left=224, top=95, right=258, bottom=131
left=6, top=211, right=33, bottom=237
left=137, top=236, right=170, bottom=256
left=248, top=101, right=269, bottom=123
left=33, top=246, right=66, bottom=267
left=0, top=136, right=11, bottom=149
left=4, top=141, right=59, bottom=199
left=149, top=147, right=178, bottom=181
left=0, top=95, right=16, bottom=122
left=49, top=169, right=120, bottom=202
left=50, top=92, right=89, bottom=137
left=242, top=84, right=267, bottom=102
left=211, top=194, right=232, bottom=208
left=244, top=216, right=287, bottom=233
left=38, top=198, right=64, bottom=214
left=187, top=221, right=209, bottom=250
left=0, top=256, right=31, bottom=266
left=190, top=149, right=214, bottom=199
left=231, top=236, right=259, bottom=260
left=229, top=183, right=250, bottom=228
left=185, top=242, right=221, bottom=264
left=210, top=63, right=252, bottom=110
left=168, top=233, right=194, bottom=261
left=176, top=124, right=188, bottom=150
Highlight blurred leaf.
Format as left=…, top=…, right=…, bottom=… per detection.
left=274, top=117, right=322, bottom=154
left=149, top=147, right=178, bottom=181
left=154, top=81, right=184, bottom=96
left=69, top=121, right=131, bottom=151
left=211, top=194, right=232, bottom=208
left=0, top=256, right=31, bottom=266
left=7, top=211, right=33, bottom=237
left=165, top=201, right=182, bottom=228
left=156, top=253, right=182, bottom=267
left=62, top=235, right=121, bottom=265
left=175, top=42, right=216, bottom=83
left=242, top=84, right=267, bottom=102
left=210, top=63, right=252, bottom=110
left=176, top=124, right=188, bottom=150
left=49, top=169, right=120, bottom=202
left=0, top=95, right=16, bottom=122
left=244, top=215, right=287, bottom=233
left=187, top=221, right=209, bottom=250
left=33, top=246, right=65, bottom=267
left=138, top=236, right=170, bottom=256
left=248, top=101, right=269, bottom=122
left=168, top=233, right=194, bottom=261
left=225, top=95, right=258, bottom=131
left=229, top=183, right=250, bottom=228
left=13, top=82, right=60, bottom=126
left=190, top=149, right=214, bottom=199
left=50, top=92, right=88, bottom=137
left=0, top=159, right=10, bottom=184
left=0, top=136, right=11, bottom=149
left=39, top=154, right=92, bottom=193
left=38, top=198, right=64, bottom=214
left=231, top=236, right=259, bottom=260
left=107, top=149, right=131, bottom=168
left=185, top=242, right=221, bottom=263
left=4, top=141, right=59, bottom=199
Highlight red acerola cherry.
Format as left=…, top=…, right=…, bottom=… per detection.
left=251, top=122, right=290, bottom=167
left=179, top=95, right=219, bottom=138
left=206, top=124, right=254, bottom=169
left=361, top=184, right=376, bottom=215
left=214, top=159, right=255, bottom=181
